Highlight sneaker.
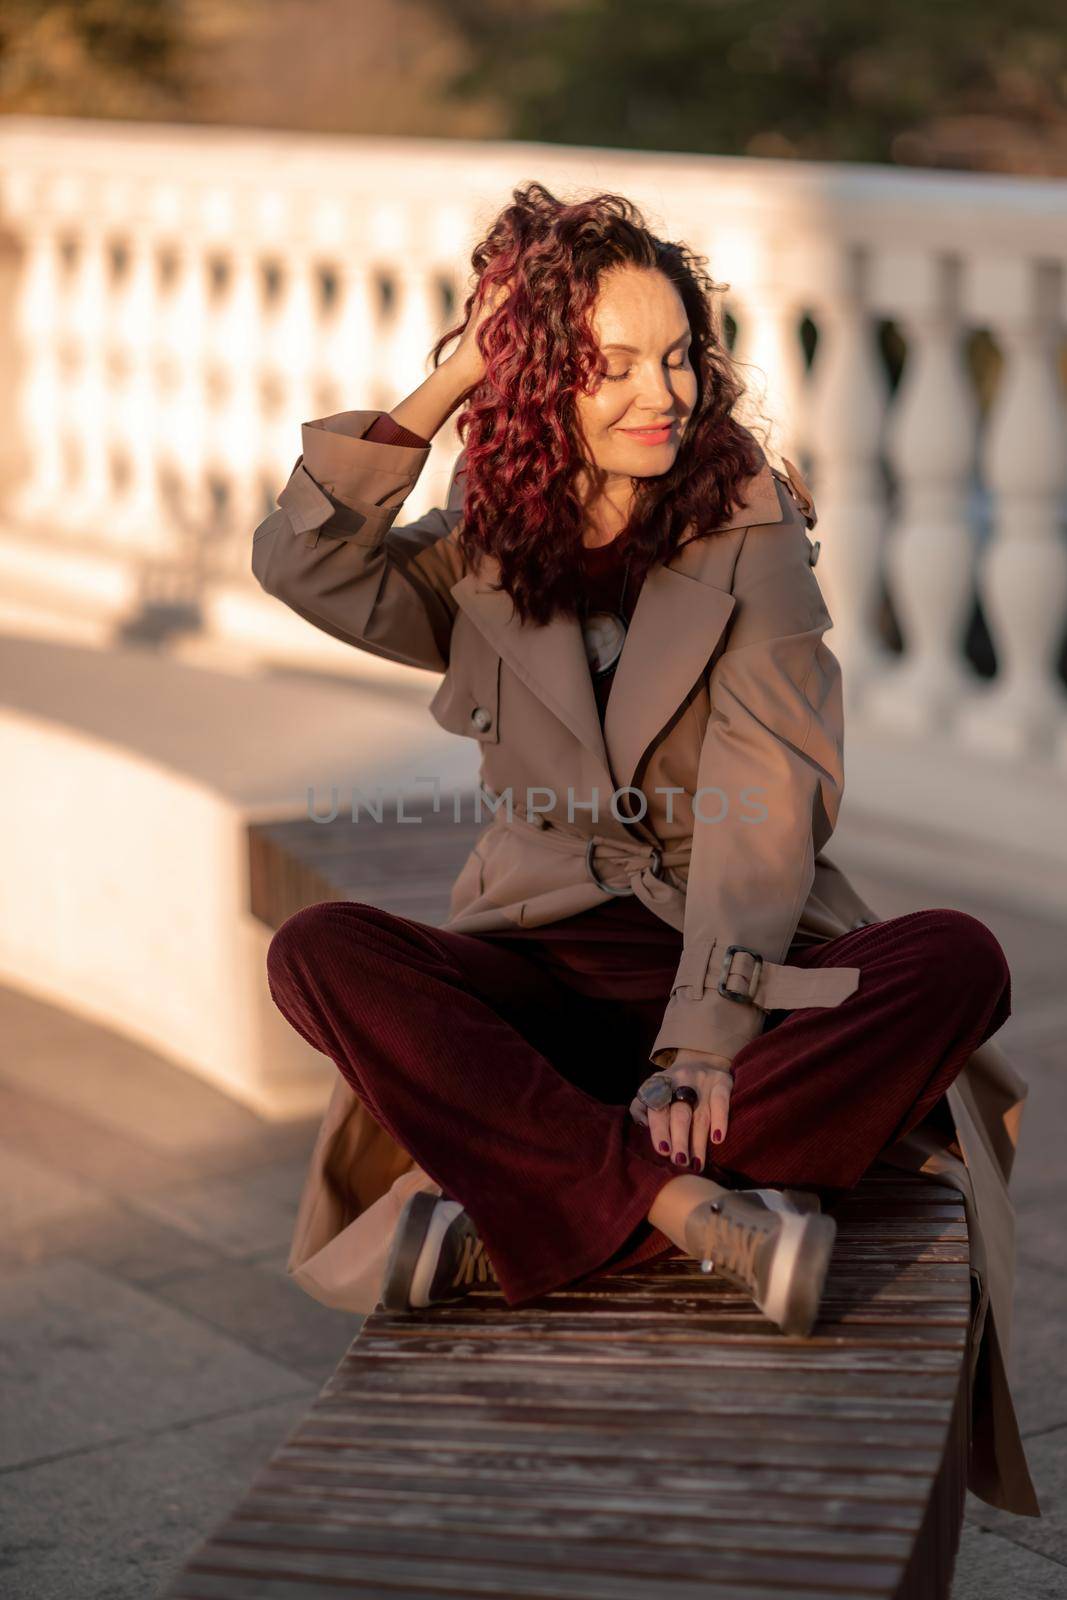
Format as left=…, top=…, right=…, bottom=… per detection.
left=380, top=1192, right=498, bottom=1311
left=684, top=1186, right=836, bottom=1337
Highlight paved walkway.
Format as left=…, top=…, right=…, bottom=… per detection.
left=0, top=859, right=1063, bottom=1598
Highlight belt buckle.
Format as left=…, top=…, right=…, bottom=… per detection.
left=718, top=943, right=764, bottom=1004
left=585, top=838, right=635, bottom=897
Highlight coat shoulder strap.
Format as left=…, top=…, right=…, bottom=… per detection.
left=771, top=457, right=818, bottom=532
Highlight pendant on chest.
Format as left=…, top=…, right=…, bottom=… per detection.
left=581, top=611, right=628, bottom=676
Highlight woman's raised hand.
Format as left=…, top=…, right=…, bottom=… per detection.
left=629, top=1048, right=734, bottom=1174
left=448, top=275, right=513, bottom=389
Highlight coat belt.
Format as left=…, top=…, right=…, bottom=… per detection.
left=511, top=813, right=861, bottom=1014
left=511, top=812, right=691, bottom=894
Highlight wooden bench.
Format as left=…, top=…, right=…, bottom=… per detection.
left=162, top=812, right=974, bottom=1599
left=247, top=802, right=488, bottom=933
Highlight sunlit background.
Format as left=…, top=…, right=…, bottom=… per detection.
left=1, top=4, right=1064, bottom=1596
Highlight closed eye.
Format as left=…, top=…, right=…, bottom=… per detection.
left=603, top=357, right=691, bottom=383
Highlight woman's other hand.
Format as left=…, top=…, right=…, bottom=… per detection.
left=629, top=1048, right=734, bottom=1173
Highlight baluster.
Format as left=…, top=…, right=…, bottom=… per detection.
left=108, top=234, right=168, bottom=548
left=204, top=244, right=266, bottom=575
left=805, top=245, right=892, bottom=708
left=64, top=226, right=113, bottom=534
left=320, top=259, right=378, bottom=403
left=959, top=259, right=1067, bottom=760
left=156, top=241, right=211, bottom=571
left=387, top=266, right=446, bottom=401
left=730, top=274, right=808, bottom=465
left=9, top=226, right=64, bottom=524
left=867, top=253, right=978, bottom=733
left=271, top=251, right=320, bottom=429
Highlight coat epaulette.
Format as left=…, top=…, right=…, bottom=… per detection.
left=771, top=457, right=818, bottom=533
left=770, top=457, right=820, bottom=566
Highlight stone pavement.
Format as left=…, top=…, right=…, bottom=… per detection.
left=0, top=859, right=1063, bottom=1598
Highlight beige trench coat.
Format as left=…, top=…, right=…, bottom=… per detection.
left=252, top=409, right=1039, bottom=1516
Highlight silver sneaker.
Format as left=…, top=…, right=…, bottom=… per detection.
left=684, top=1185, right=836, bottom=1337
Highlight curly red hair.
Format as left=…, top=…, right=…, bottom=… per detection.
left=429, top=181, right=765, bottom=628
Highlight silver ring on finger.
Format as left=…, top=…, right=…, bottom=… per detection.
left=670, top=1085, right=699, bottom=1108
left=637, top=1073, right=675, bottom=1112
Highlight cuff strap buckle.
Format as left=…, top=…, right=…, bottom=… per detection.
left=718, top=943, right=764, bottom=1004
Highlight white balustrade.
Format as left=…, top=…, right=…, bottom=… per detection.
left=0, top=118, right=1065, bottom=890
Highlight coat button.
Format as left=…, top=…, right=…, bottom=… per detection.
left=470, top=705, right=492, bottom=732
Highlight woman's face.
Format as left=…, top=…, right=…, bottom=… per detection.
left=572, top=264, right=698, bottom=491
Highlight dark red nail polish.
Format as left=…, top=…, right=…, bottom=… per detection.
left=712, top=1129, right=723, bottom=1143
left=659, top=1140, right=670, bottom=1153
left=691, top=1158, right=702, bottom=1173
left=675, top=1152, right=688, bottom=1166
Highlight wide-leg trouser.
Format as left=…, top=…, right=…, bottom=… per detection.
left=265, top=904, right=1011, bottom=1307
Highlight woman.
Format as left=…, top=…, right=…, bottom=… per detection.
left=253, top=185, right=1031, bottom=1502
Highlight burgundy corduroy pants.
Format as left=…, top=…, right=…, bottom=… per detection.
left=265, top=902, right=1010, bottom=1307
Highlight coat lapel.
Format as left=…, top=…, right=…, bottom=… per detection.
left=450, top=459, right=786, bottom=792
left=603, top=568, right=736, bottom=793
left=451, top=564, right=612, bottom=778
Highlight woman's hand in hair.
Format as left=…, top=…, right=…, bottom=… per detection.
left=629, top=1048, right=734, bottom=1174
left=449, top=274, right=514, bottom=388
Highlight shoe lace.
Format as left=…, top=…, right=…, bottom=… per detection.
left=702, top=1203, right=763, bottom=1284
left=451, top=1231, right=497, bottom=1288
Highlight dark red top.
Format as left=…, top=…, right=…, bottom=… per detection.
left=360, top=414, right=681, bottom=994
left=362, top=414, right=432, bottom=450
left=577, top=534, right=637, bottom=728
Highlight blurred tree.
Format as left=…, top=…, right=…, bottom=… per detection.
left=0, top=0, right=255, bottom=120
left=2, top=0, right=1063, bottom=174
left=427, top=0, right=1067, bottom=174
left=0, top=0, right=498, bottom=140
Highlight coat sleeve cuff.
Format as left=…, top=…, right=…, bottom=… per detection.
left=648, top=990, right=764, bottom=1070
left=648, top=936, right=766, bottom=1069
left=291, top=409, right=433, bottom=548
